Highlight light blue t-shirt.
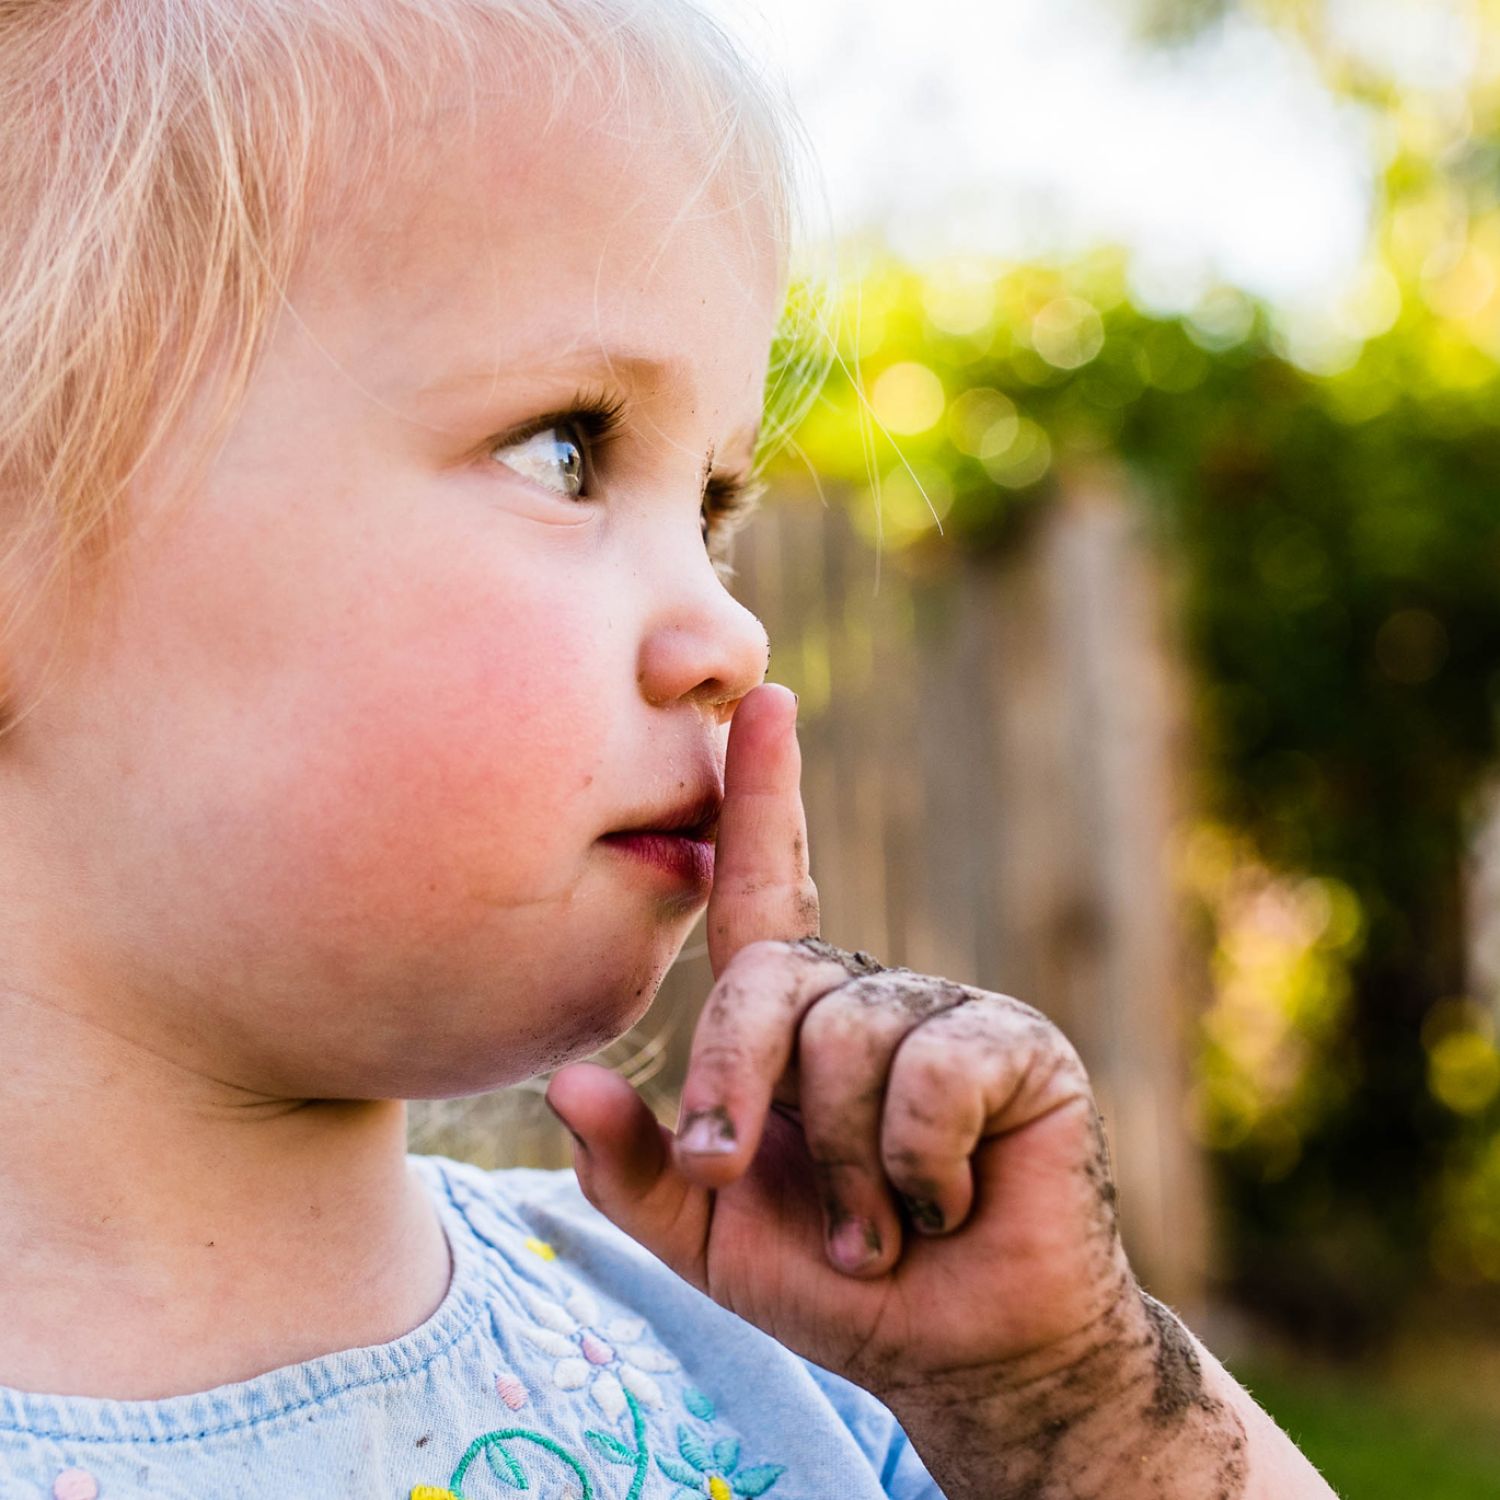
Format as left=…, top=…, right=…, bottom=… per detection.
left=0, top=1154, right=942, bottom=1499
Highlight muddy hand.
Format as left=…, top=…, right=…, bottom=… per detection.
left=547, top=684, right=1140, bottom=1400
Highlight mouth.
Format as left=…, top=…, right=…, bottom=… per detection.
left=605, top=787, right=723, bottom=844
left=599, top=786, right=722, bottom=887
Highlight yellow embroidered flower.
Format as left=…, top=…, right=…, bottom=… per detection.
left=410, top=1487, right=459, bottom=1500
left=524, top=1235, right=557, bottom=1260
left=655, top=1397, right=787, bottom=1499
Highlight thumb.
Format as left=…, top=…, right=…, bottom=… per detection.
left=545, top=1062, right=712, bottom=1288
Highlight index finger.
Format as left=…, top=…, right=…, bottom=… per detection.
left=705, top=682, right=820, bottom=977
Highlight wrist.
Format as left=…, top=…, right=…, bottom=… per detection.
left=882, top=1279, right=1249, bottom=1500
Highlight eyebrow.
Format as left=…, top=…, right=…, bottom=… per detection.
left=420, top=348, right=682, bottom=399
left=419, top=349, right=761, bottom=470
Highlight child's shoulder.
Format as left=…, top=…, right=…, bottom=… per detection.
left=0, top=1154, right=939, bottom=1500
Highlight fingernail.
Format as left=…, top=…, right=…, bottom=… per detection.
left=900, top=1194, right=945, bottom=1233
left=677, top=1106, right=737, bottom=1156
left=830, top=1216, right=881, bottom=1273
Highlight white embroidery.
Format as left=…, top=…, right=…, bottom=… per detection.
left=515, top=1285, right=678, bottom=1421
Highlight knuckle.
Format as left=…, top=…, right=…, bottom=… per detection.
left=799, top=989, right=895, bottom=1053
left=688, top=1037, right=754, bottom=1080
left=806, top=1140, right=874, bottom=1175
left=881, top=1150, right=947, bottom=1200
left=721, top=937, right=824, bottom=994
left=881, top=1101, right=961, bottom=1171
left=843, top=969, right=967, bottom=1023
left=884, top=1045, right=983, bottom=1147
left=989, top=990, right=1070, bottom=1046
left=888, top=1086, right=948, bottom=1135
left=1046, top=1039, right=1093, bottom=1098
left=892, top=1032, right=962, bottom=1096
left=981, top=993, right=1090, bottom=1082
left=727, top=937, right=797, bottom=973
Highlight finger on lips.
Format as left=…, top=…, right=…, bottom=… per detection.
left=705, top=683, right=819, bottom=977
left=679, top=680, right=1092, bottom=1282
left=560, top=671, right=1099, bottom=1295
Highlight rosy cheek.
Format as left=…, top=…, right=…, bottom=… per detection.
left=248, top=602, right=607, bottom=944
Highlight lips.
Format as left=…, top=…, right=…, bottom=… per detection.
left=599, top=784, right=722, bottom=889
left=608, top=786, right=723, bottom=843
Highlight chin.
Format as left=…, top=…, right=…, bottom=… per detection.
left=273, top=900, right=691, bottom=1100
left=357, top=963, right=673, bottom=1102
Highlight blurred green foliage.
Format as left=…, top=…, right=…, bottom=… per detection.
left=1234, top=1357, right=1500, bottom=1497
left=768, top=129, right=1500, bottom=1338
left=751, top=0, right=1500, bottom=1351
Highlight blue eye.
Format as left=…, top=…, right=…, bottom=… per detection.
left=483, top=391, right=763, bottom=576
left=486, top=394, right=625, bottom=500
left=489, top=421, right=589, bottom=498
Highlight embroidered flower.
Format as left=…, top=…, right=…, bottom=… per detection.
left=655, top=1392, right=786, bottom=1499
left=523, top=1236, right=557, bottom=1261
left=494, top=1370, right=529, bottom=1410
left=655, top=1426, right=785, bottom=1499
left=517, top=1283, right=676, bottom=1424
left=52, top=1472, right=99, bottom=1500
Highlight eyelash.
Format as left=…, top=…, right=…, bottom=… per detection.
left=489, top=388, right=762, bottom=571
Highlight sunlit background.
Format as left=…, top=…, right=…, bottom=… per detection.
left=412, top=3, right=1500, bottom=1491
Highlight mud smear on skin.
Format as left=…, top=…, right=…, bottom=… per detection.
left=790, top=938, right=965, bottom=1240
left=677, top=1101, right=736, bottom=1149
left=886, top=1286, right=1249, bottom=1500
left=1140, top=1291, right=1250, bottom=1499
left=1082, top=1110, right=1121, bottom=1237
left=899, top=1193, right=946, bottom=1233
left=791, top=937, right=974, bottom=1020
left=1140, top=1291, right=1203, bottom=1422
left=788, top=935, right=887, bottom=978
left=786, top=935, right=1249, bottom=1496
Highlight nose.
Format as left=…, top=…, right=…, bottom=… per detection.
left=635, top=558, right=771, bottom=723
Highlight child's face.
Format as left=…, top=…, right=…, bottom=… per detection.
left=24, top=81, right=780, bottom=1099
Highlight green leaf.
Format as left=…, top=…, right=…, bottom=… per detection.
left=733, top=1463, right=786, bottom=1496
left=656, top=1455, right=703, bottom=1487
left=712, top=1437, right=741, bottom=1473
left=586, top=1430, right=635, bottom=1466
left=677, top=1425, right=712, bottom=1471
left=683, top=1389, right=717, bottom=1422
left=484, top=1440, right=529, bottom=1490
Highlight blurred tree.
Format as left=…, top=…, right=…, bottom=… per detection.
left=773, top=229, right=1500, bottom=1348
left=1122, top=0, right=1500, bottom=1347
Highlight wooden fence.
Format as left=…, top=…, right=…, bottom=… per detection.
left=411, top=472, right=1210, bottom=1311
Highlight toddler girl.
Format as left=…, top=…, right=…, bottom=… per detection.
left=0, top=1, right=1336, bottom=1496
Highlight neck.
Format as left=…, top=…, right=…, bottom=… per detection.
left=0, top=989, right=451, bottom=1400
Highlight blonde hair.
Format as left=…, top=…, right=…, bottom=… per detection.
left=0, top=0, right=821, bottom=711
